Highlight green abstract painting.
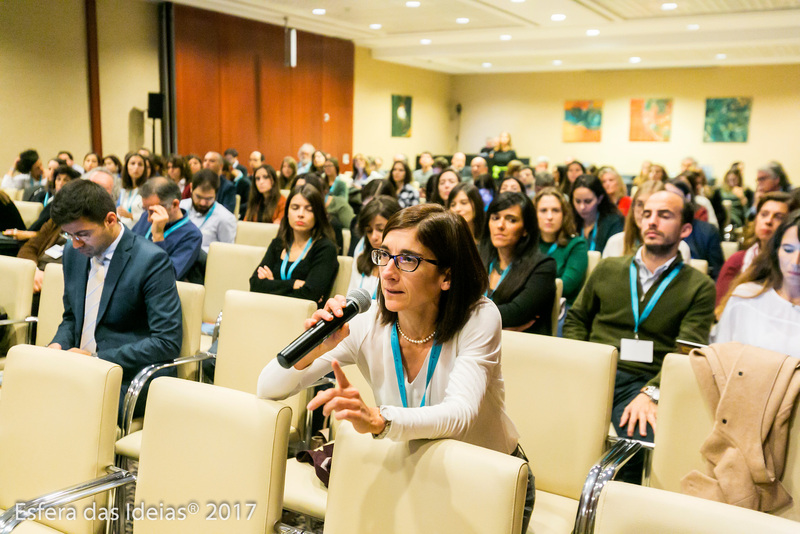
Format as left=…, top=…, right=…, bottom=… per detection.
left=704, top=97, right=752, bottom=143
left=391, top=95, right=412, bottom=137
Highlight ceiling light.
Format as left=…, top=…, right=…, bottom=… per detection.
left=687, top=23, right=700, bottom=31
left=586, top=29, right=600, bottom=36
left=482, top=62, right=492, bottom=68
left=500, top=34, right=512, bottom=41
left=369, top=23, right=382, bottom=30
left=629, top=56, right=642, bottom=63
left=420, top=38, right=432, bottom=45
left=406, top=1, right=421, bottom=7
left=312, top=8, right=325, bottom=15
left=456, top=17, right=470, bottom=24
left=551, top=13, right=567, bottom=21
left=511, top=0, right=525, bottom=3
left=716, top=53, right=727, bottom=60
left=552, top=59, right=563, bottom=66
left=661, top=2, right=677, bottom=10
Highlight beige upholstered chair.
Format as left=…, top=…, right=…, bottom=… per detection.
left=0, top=255, right=36, bottom=357
left=586, top=250, right=601, bottom=279
left=0, top=345, right=122, bottom=534
left=1, top=188, right=24, bottom=201
left=552, top=278, right=563, bottom=336
left=721, top=241, right=739, bottom=261
left=322, top=423, right=528, bottom=534
left=651, top=353, right=800, bottom=522
left=132, top=378, right=292, bottom=534
left=201, top=242, right=265, bottom=350
left=593, top=481, right=799, bottom=534
left=174, top=281, right=204, bottom=380
left=35, top=263, right=65, bottom=346
left=341, top=229, right=351, bottom=256
left=330, top=256, right=352, bottom=299
left=233, top=193, right=241, bottom=218
left=234, top=221, right=279, bottom=248
left=689, top=258, right=708, bottom=275
left=13, top=200, right=43, bottom=228
left=501, top=331, right=617, bottom=534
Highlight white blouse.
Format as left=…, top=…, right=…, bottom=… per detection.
left=117, top=188, right=143, bottom=229
left=346, top=238, right=380, bottom=298
left=257, top=297, right=520, bottom=454
left=712, top=282, right=800, bottom=358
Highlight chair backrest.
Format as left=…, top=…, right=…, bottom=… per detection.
left=36, top=263, right=65, bottom=346
left=586, top=250, right=601, bottom=278
left=652, top=353, right=800, bottom=521
left=175, top=281, right=205, bottom=380
left=689, top=258, right=708, bottom=275
left=501, top=331, right=617, bottom=499
left=203, top=242, right=265, bottom=323
left=551, top=278, right=563, bottom=336
left=134, top=378, right=291, bottom=534
left=13, top=200, right=43, bottom=228
left=1, top=187, right=24, bottom=201
left=0, top=255, right=35, bottom=348
left=234, top=221, right=279, bottom=248
left=234, top=193, right=241, bottom=218
left=324, top=423, right=528, bottom=534
left=331, top=256, right=353, bottom=299
left=341, top=229, right=351, bottom=256
left=215, top=290, right=316, bottom=431
left=0, top=345, right=122, bottom=534
left=594, top=480, right=799, bottom=534
left=721, top=241, right=739, bottom=261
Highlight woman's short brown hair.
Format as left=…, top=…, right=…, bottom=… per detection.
left=377, top=204, right=488, bottom=343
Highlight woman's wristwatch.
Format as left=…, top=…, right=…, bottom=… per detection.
left=641, top=385, right=660, bottom=405
left=373, top=405, right=393, bottom=439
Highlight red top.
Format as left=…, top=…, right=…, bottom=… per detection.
left=617, top=196, right=632, bottom=216
left=715, top=250, right=746, bottom=306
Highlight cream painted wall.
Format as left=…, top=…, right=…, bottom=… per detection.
left=0, top=0, right=91, bottom=170
left=451, top=65, right=800, bottom=186
left=353, top=47, right=456, bottom=170
left=97, top=0, right=162, bottom=158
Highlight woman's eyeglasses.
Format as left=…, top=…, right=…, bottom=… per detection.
left=371, top=249, right=438, bottom=273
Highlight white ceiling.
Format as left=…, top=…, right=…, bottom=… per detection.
left=171, top=0, right=800, bottom=73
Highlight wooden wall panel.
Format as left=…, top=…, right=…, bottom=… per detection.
left=173, top=5, right=354, bottom=170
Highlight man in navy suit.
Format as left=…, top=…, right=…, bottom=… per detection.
left=48, top=178, right=182, bottom=419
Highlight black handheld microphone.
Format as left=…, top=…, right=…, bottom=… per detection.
left=277, top=288, right=373, bottom=369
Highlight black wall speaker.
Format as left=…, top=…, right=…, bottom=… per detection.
left=148, top=92, right=164, bottom=119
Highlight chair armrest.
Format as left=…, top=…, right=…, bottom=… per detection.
left=121, top=351, right=216, bottom=436
left=0, top=466, right=135, bottom=533
left=0, top=317, right=37, bottom=345
left=573, top=438, right=644, bottom=534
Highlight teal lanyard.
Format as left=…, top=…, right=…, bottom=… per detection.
left=359, top=274, right=378, bottom=299
left=198, top=203, right=216, bottom=229
left=547, top=242, right=557, bottom=255
left=390, top=323, right=442, bottom=408
left=281, top=238, right=312, bottom=280
left=587, top=223, right=599, bottom=251
left=43, top=192, right=51, bottom=206
left=145, top=216, right=190, bottom=240
left=485, top=260, right=511, bottom=299
left=629, top=261, right=682, bottom=338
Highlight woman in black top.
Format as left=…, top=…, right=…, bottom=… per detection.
left=480, top=192, right=556, bottom=335
left=489, top=131, right=517, bottom=169
left=249, top=184, right=338, bottom=307
left=571, top=174, right=624, bottom=254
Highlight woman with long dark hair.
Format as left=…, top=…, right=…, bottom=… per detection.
left=481, top=192, right=557, bottom=335
left=447, top=182, right=485, bottom=243
left=571, top=174, right=623, bottom=254
left=348, top=195, right=401, bottom=298
left=244, top=164, right=285, bottom=223
left=118, top=152, right=146, bottom=228
left=388, top=160, right=419, bottom=209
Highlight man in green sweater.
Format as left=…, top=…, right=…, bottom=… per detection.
left=564, top=191, right=715, bottom=450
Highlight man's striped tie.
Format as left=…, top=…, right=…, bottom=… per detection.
left=79, top=256, right=106, bottom=354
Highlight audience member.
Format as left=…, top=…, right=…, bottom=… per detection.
left=413, top=151, right=434, bottom=188
left=82, top=152, right=99, bottom=174
left=388, top=160, right=419, bottom=209
left=102, top=154, right=122, bottom=177
left=278, top=156, right=297, bottom=189
left=711, top=167, right=752, bottom=229
left=0, top=190, right=25, bottom=233
left=488, top=132, right=517, bottom=173
left=604, top=180, right=691, bottom=262
left=186, top=154, right=202, bottom=175
left=450, top=151, right=470, bottom=180
left=715, top=192, right=795, bottom=305
left=180, top=169, right=237, bottom=252
left=470, top=156, right=489, bottom=182
left=632, top=160, right=652, bottom=187
left=307, top=173, right=354, bottom=231
left=571, top=174, right=624, bottom=254
left=680, top=156, right=697, bottom=174
left=648, top=164, right=668, bottom=183
left=535, top=187, right=588, bottom=307
left=559, top=160, right=585, bottom=199
left=9, top=165, right=80, bottom=240
left=447, top=182, right=485, bottom=244
left=296, top=144, right=315, bottom=174
left=427, top=168, right=459, bottom=206
left=599, top=167, right=631, bottom=216
left=432, top=156, right=450, bottom=176
left=713, top=210, right=800, bottom=356
left=322, top=157, right=348, bottom=198
left=57, top=150, right=84, bottom=174
left=202, top=151, right=236, bottom=214
left=223, top=148, right=248, bottom=179
left=248, top=151, right=264, bottom=177
left=498, top=175, right=525, bottom=195
left=2, top=149, right=43, bottom=191
left=564, top=190, right=715, bottom=472
left=117, top=152, right=146, bottom=229
left=517, top=166, right=535, bottom=197
left=28, top=158, right=65, bottom=206
left=351, top=153, right=373, bottom=188
left=49, top=178, right=182, bottom=420
left=250, top=184, right=338, bottom=307
left=348, top=195, right=401, bottom=298
left=677, top=170, right=718, bottom=227
left=505, top=160, right=524, bottom=180
left=751, top=164, right=792, bottom=217
left=553, top=164, right=567, bottom=186
left=165, top=155, right=192, bottom=199
left=310, top=150, right=327, bottom=175
left=132, top=177, right=203, bottom=281
left=244, top=165, right=285, bottom=224
left=481, top=192, right=556, bottom=335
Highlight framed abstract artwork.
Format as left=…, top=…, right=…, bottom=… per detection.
left=630, top=98, right=673, bottom=142
left=563, top=100, right=603, bottom=142
left=704, top=97, right=752, bottom=143
left=391, top=95, right=412, bottom=137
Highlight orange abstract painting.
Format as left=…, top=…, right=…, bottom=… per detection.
left=630, top=98, right=672, bottom=142
left=563, top=100, right=602, bottom=142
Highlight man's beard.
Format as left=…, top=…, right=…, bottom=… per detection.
left=192, top=201, right=211, bottom=215
left=644, top=236, right=679, bottom=256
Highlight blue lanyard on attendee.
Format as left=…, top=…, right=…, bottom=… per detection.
left=587, top=223, right=599, bottom=251
left=359, top=274, right=378, bottom=299
left=628, top=261, right=682, bottom=338
left=485, top=260, right=511, bottom=299
left=390, top=323, right=442, bottom=408
left=43, top=192, right=51, bottom=206
left=145, top=216, right=190, bottom=240
left=198, top=203, right=216, bottom=229
left=280, top=238, right=312, bottom=280
left=547, top=242, right=557, bottom=255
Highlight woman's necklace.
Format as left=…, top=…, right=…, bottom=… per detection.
left=396, top=321, right=436, bottom=344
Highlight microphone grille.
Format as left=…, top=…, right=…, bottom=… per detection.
left=347, top=288, right=373, bottom=313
